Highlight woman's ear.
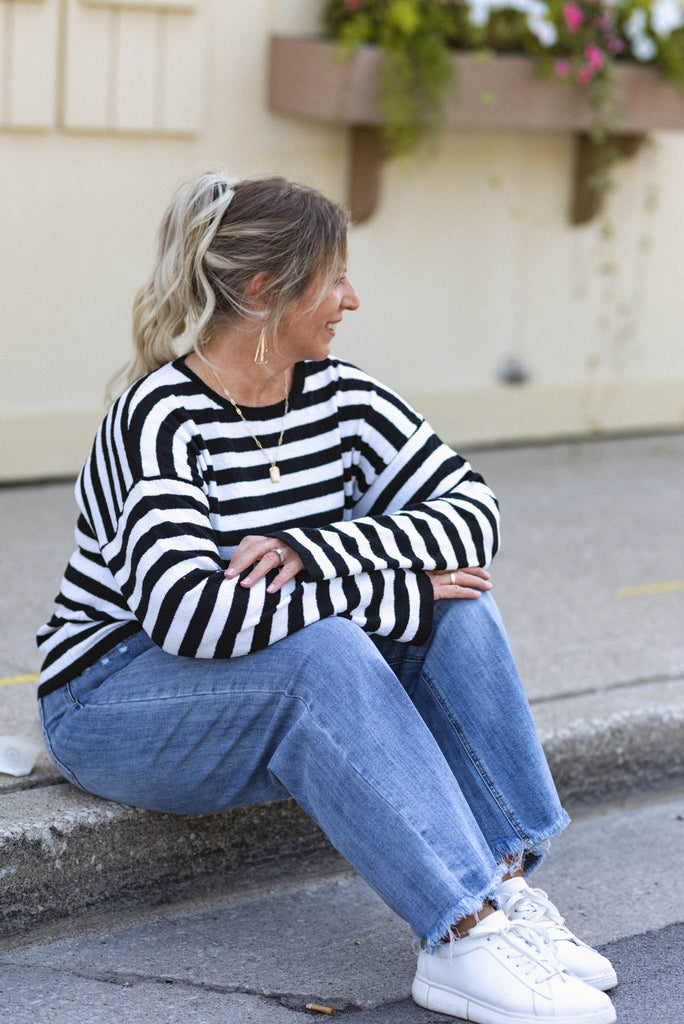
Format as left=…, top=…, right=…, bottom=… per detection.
left=248, top=272, right=271, bottom=312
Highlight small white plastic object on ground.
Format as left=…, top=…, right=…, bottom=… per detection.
left=0, top=715, right=45, bottom=776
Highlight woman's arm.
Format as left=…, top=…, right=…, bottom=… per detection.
left=268, top=419, right=500, bottom=582
left=95, top=475, right=436, bottom=658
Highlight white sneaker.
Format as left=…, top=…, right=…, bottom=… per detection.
left=496, top=877, right=618, bottom=991
left=412, top=910, right=615, bottom=1023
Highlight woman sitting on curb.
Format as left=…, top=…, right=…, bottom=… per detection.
left=38, top=171, right=617, bottom=1024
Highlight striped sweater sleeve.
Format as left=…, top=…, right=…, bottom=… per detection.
left=93, top=475, right=433, bottom=658
left=271, top=393, right=500, bottom=583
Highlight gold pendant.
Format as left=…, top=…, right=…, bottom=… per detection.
left=269, top=465, right=281, bottom=484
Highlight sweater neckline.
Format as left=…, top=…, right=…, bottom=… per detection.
left=174, top=357, right=305, bottom=417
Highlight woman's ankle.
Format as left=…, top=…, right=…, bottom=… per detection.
left=448, top=901, right=496, bottom=940
left=500, top=851, right=525, bottom=883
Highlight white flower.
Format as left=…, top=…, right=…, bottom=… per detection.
left=468, top=0, right=493, bottom=28
left=625, top=8, right=648, bottom=37
left=632, top=33, right=659, bottom=60
left=528, top=15, right=558, bottom=46
left=624, top=7, right=659, bottom=60
left=651, top=0, right=684, bottom=37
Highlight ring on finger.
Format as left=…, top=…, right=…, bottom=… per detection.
left=271, top=547, right=285, bottom=567
left=449, top=571, right=457, bottom=585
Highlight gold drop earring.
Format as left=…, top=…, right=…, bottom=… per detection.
left=254, top=328, right=268, bottom=363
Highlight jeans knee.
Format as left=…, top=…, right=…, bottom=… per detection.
left=294, top=616, right=376, bottom=664
left=433, top=591, right=506, bottom=638
left=283, top=618, right=399, bottom=707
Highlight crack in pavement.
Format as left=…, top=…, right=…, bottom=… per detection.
left=0, top=959, right=362, bottom=1014
left=529, top=671, right=684, bottom=705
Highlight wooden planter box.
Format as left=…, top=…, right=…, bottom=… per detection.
left=269, top=36, right=684, bottom=223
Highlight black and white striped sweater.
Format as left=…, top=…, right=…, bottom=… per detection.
left=37, top=357, right=500, bottom=698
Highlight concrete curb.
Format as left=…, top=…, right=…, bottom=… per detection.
left=0, top=785, right=342, bottom=940
left=539, top=706, right=684, bottom=805
left=533, top=677, right=684, bottom=805
left=1, top=681, right=682, bottom=939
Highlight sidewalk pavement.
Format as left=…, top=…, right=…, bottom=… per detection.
left=1, top=432, right=682, bottom=938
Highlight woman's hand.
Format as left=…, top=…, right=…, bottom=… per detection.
left=426, top=567, right=492, bottom=601
left=224, top=535, right=304, bottom=593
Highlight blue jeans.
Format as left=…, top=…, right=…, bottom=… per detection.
left=40, top=593, right=569, bottom=950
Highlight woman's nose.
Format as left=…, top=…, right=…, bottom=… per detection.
left=343, top=278, right=360, bottom=310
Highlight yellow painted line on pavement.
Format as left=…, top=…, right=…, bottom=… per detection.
left=616, top=580, right=684, bottom=598
left=0, top=674, right=39, bottom=686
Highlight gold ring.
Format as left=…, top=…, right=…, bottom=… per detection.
left=449, top=571, right=457, bottom=585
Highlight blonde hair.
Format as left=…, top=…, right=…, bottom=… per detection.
left=108, top=171, right=350, bottom=401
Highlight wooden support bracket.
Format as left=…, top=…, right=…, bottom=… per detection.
left=570, top=131, right=647, bottom=225
left=351, top=128, right=649, bottom=226
left=349, top=126, right=386, bottom=224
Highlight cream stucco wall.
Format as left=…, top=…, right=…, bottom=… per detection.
left=1, top=0, right=683, bottom=481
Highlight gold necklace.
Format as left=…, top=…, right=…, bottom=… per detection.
left=209, top=365, right=289, bottom=484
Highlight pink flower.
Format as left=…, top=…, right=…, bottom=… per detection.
left=563, top=2, right=584, bottom=33
left=585, top=43, right=604, bottom=71
left=577, top=65, right=594, bottom=86
left=345, top=0, right=364, bottom=10
left=555, top=59, right=572, bottom=78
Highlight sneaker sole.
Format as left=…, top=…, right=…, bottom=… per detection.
left=412, top=975, right=617, bottom=1024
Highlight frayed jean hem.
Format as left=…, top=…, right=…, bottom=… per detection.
left=490, top=808, right=571, bottom=876
left=422, top=875, right=502, bottom=953
left=420, top=809, right=571, bottom=952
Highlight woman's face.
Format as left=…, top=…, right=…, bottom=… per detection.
left=277, top=271, right=360, bottom=363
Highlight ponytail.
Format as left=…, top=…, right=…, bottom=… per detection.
left=108, top=172, right=238, bottom=402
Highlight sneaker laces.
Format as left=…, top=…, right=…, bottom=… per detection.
left=449, top=916, right=567, bottom=984
left=499, top=884, right=592, bottom=953
left=499, top=884, right=566, bottom=928
left=495, top=919, right=567, bottom=982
